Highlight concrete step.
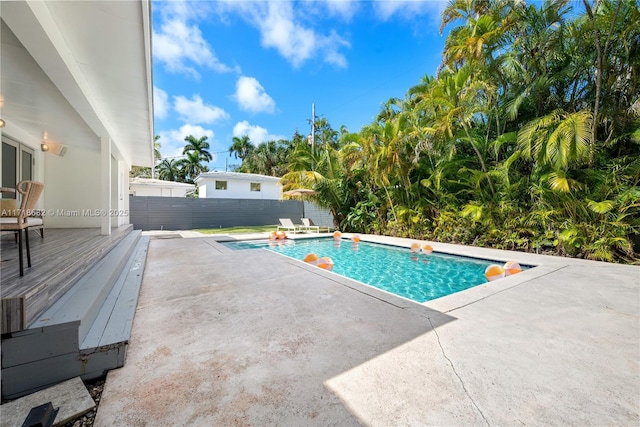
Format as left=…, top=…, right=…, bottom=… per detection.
left=81, top=236, right=148, bottom=350
left=0, top=377, right=95, bottom=427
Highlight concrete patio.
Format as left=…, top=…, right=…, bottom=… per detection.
left=94, top=234, right=639, bottom=426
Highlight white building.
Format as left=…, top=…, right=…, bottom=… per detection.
left=1, top=0, right=154, bottom=233
left=129, top=178, right=195, bottom=198
left=195, top=172, right=282, bottom=200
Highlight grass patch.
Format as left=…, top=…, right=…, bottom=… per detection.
left=195, top=225, right=277, bottom=234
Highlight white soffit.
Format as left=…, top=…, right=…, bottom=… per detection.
left=0, top=0, right=153, bottom=167
left=1, top=23, right=96, bottom=147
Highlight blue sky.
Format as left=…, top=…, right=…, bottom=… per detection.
left=152, top=0, right=449, bottom=170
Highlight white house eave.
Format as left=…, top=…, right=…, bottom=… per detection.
left=141, top=0, right=155, bottom=170
left=130, top=180, right=196, bottom=189
left=195, top=172, right=282, bottom=183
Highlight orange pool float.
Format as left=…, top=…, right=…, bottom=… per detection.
left=317, top=256, right=334, bottom=271
left=485, top=264, right=505, bottom=282
left=504, top=261, right=522, bottom=276
left=303, top=253, right=319, bottom=265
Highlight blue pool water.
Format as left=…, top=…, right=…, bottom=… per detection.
left=222, top=238, right=529, bottom=303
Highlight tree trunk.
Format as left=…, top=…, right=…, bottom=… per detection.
left=383, top=184, right=398, bottom=224
left=582, top=0, right=622, bottom=165
left=461, top=121, right=496, bottom=196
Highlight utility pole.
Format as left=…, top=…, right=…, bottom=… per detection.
left=311, top=102, right=315, bottom=152
left=310, top=103, right=316, bottom=171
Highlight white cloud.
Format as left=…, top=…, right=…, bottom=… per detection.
left=157, top=0, right=207, bottom=22
left=157, top=124, right=216, bottom=161
left=233, top=76, right=276, bottom=114
left=153, top=1, right=240, bottom=78
left=258, top=2, right=316, bottom=68
left=233, top=121, right=285, bottom=145
left=318, top=30, right=350, bottom=68
left=323, top=0, right=360, bottom=20
left=222, top=1, right=350, bottom=69
left=373, top=0, right=445, bottom=22
left=174, top=94, right=229, bottom=124
left=153, top=86, right=169, bottom=119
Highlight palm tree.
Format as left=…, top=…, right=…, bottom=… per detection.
left=241, top=141, right=289, bottom=177
left=180, top=151, right=207, bottom=183
left=314, top=117, right=340, bottom=148
left=229, top=135, right=254, bottom=161
left=183, top=135, right=213, bottom=163
left=281, top=121, right=351, bottom=229
left=156, top=158, right=182, bottom=182
left=376, top=98, right=402, bottom=123
left=440, top=0, right=496, bottom=34
left=153, top=135, right=162, bottom=162
left=442, top=14, right=503, bottom=70
left=151, top=135, right=162, bottom=179
left=418, top=66, right=497, bottom=196
left=580, top=0, right=638, bottom=164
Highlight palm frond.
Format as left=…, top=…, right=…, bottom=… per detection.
left=587, top=199, right=615, bottom=214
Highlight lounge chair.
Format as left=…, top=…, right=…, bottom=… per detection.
left=301, top=218, right=320, bottom=233
left=277, top=218, right=301, bottom=233
left=304, top=217, right=335, bottom=232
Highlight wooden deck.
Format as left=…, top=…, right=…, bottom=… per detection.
left=1, top=225, right=132, bottom=333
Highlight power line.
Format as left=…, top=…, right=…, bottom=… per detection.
left=158, top=149, right=230, bottom=161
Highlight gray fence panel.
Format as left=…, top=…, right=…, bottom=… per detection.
left=129, top=196, right=313, bottom=231
left=303, top=201, right=335, bottom=228
left=147, top=199, right=192, bottom=231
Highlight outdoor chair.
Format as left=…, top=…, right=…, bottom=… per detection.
left=277, top=218, right=301, bottom=233
left=301, top=218, right=320, bottom=233
left=1, top=192, right=45, bottom=240
left=0, top=181, right=45, bottom=276
left=2, top=208, right=44, bottom=243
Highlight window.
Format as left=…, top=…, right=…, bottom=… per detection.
left=215, top=180, right=227, bottom=190
left=250, top=182, right=261, bottom=192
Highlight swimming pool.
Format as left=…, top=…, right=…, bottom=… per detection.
left=221, top=238, right=529, bottom=303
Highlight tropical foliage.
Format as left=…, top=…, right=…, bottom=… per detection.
left=232, top=0, right=640, bottom=263
left=131, top=135, right=212, bottom=187
left=235, top=139, right=293, bottom=177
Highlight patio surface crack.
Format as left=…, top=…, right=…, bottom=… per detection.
left=429, top=317, right=490, bottom=426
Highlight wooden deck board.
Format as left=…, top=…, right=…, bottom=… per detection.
left=0, top=226, right=132, bottom=333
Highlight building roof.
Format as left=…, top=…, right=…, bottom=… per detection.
left=129, top=178, right=195, bottom=189
left=195, top=172, right=282, bottom=183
